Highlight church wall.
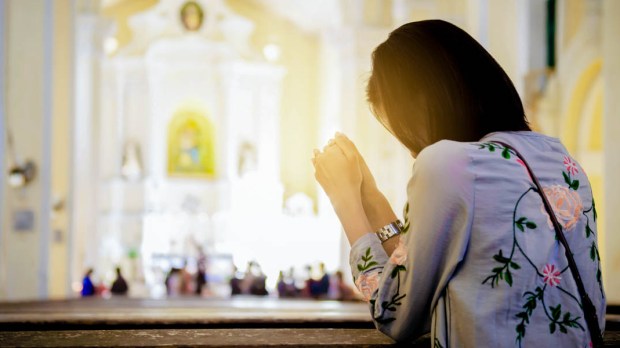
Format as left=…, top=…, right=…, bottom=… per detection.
left=602, top=0, right=620, bottom=304
left=49, top=0, right=73, bottom=299
left=486, top=0, right=520, bottom=93
left=1, top=0, right=48, bottom=300
left=0, top=0, right=74, bottom=301
left=100, top=0, right=157, bottom=49
left=226, top=0, right=321, bottom=205
left=0, top=0, right=6, bottom=299
left=559, top=0, right=585, bottom=56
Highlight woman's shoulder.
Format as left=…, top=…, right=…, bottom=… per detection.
left=414, top=139, right=475, bottom=174
left=409, top=140, right=476, bottom=194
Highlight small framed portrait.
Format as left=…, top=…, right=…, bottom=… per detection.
left=180, top=1, right=205, bottom=32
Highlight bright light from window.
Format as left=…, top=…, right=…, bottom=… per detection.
left=103, top=37, right=119, bottom=56
left=263, top=44, right=281, bottom=62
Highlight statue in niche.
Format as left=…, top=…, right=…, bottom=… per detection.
left=167, top=110, right=215, bottom=178
left=180, top=1, right=205, bottom=32
left=237, top=141, right=257, bottom=177
left=121, top=140, right=143, bottom=181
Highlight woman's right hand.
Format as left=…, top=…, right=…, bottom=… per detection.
left=332, top=133, right=379, bottom=198
left=333, top=133, right=398, bottom=237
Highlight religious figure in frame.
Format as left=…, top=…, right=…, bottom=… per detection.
left=167, top=109, right=216, bottom=178
left=180, top=1, right=205, bottom=32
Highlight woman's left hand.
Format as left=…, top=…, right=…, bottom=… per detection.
left=312, top=136, right=363, bottom=207
left=312, top=133, right=373, bottom=245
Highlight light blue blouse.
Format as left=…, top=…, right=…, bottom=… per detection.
left=350, top=131, right=606, bottom=347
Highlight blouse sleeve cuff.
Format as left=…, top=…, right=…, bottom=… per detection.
left=349, top=232, right=389, bottom=280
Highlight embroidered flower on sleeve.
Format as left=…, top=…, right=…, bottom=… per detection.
left=563, top=156, right=579, bottom=176
left=355, top=271, right=380, bottom=302
left=542, top=264, right=561, bottom=286
left=540, top=185, right=583, bottom=231
left=388, top=238, right=408, bottom=265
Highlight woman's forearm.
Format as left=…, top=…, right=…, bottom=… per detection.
left=331, top=193, right=373, bottom=246
left=361, top=188, right=400, bottom=256
left=362, top=188, right=398, bottom=231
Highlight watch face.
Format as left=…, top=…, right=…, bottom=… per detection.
left=180, top=1, right=204, bottom=32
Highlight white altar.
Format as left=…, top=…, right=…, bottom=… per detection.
left=85, top=0, right=341, bottom=296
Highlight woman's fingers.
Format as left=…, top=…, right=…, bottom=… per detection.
left=336, top=132, right=358, bottom=150
left=312, top=149, right=321, bottom=167
left=322, top=138, right=340, bottom=153
left=333, top=133, right=358, bottom=160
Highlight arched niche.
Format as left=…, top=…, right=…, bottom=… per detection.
left=561, top=59, right=601, bottom=153
left=560, top=59, right=605, bottom=263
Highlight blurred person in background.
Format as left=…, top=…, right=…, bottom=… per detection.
left=110, top=267, right=129, bottom=296
left=81, top=268, right=95, bottom=297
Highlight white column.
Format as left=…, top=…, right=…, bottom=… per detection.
left=317, top=29, right=351, bottom=275
left=486, top=0, right=521, bottom=94
left=466, top=0, right=489, bottom=47
left=37, top=0, right=54, bottom=299
left=0, top=0, right=6, bottom=299
left=49, top=0, right=75, bottom=298
left=71, top=12, right=99, bottom=293
left=602, top=0, right=620, bottom=303
left=316, top=30, right=345, bottom=217
left=2, top=0, right=50, bottom=300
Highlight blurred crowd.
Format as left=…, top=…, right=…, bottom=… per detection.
left=80, top=267, right=129, bottom=297
left=80, top=259, right=358, bottom=301
left=273, top=263, right=357, bottom=301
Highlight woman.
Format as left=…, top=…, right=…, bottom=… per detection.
left=312, top=20, right=605, bottom=347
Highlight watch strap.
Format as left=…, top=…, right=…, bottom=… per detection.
left=375, top=220, right=404, bottom=243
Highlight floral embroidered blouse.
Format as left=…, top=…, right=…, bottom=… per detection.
left=349, top=131, right=606, bottom=347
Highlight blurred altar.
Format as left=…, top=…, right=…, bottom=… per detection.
left=74, top=0, right=355, bottom=297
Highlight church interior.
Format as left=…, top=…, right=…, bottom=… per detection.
left=1, top=0, right=620, bottom=346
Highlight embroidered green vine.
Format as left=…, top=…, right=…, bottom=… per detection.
left=478, top=142, right=514, bottom=159
left=515, top=285, right=584, bottom=346
left=482, top=188, right=537, bottom=288
left=357, top=247, right=378, bottom=272
left=583, top=199, right=604, bottom=298
left=515, top=286, right=544, bottom=344
left=370, top=265, right=407, bottom=324
left=547, top=304, right=583, bottom=334
left=402, top=202, right=410, bottom=234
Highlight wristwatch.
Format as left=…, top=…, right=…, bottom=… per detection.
left=375, top=220, right=404, bottom=243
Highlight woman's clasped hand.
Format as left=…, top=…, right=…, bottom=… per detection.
left=311, top=133, right=363, bottom=205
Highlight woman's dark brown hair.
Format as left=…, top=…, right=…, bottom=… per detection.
left=367, top=20, right=530, bottom=154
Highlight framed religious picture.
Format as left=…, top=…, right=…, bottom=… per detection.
left=167, top=109, right=216, bottom=178
left=180, top=1, right=205, bottom=32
